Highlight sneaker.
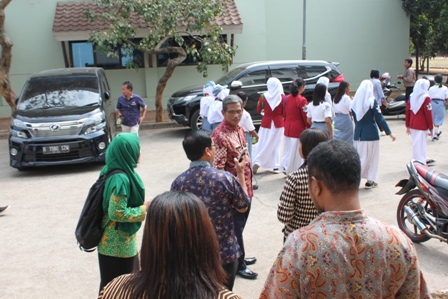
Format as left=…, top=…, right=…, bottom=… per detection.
left=426, top=159, right=436, bottom=165
left=253, top=164, right=259, bottom=174
left=0, top=205, right=10, bottom=213
left=365, top=181, right=378, bottom=189
left=253, top=184, right=259, bottom=190
left=272, top=168, right=281, bottom=174
left=432, top=137, right=439, bottom=141
left=437, top=131, right=442, bottom=137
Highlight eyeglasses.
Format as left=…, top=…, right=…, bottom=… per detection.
left=225, top=110, right=243, bottom=115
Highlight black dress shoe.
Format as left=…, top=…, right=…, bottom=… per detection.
left=237, top=267, right=258, bottom=279
left=244, top=257, right=257, bottom=265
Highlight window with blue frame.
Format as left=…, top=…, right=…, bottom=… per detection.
left=69, top=41, right=144, bottom=69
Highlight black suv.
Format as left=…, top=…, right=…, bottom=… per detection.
left=9, top=68, right=116, bottom=169
left=167, top=60, right=344, bottom=130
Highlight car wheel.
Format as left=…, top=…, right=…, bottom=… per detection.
left=190, top=110, right=203, bottom=131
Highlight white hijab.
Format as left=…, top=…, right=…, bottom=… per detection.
left=203, top=81, right=215, bottom=96
left=410, top=79, right=430, bottom=114
left=317, top=77, right=329, bottom=88
left=216, top=88, right=229, bottom=101
left=264, top=77, right=284, bottom=110
left=351, top=80, right=375, bottom=120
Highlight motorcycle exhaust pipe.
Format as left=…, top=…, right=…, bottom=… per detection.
left=404, top=206, right=448, bottom=243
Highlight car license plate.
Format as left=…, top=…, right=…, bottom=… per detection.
left=42, top=145, right=70, bottom=154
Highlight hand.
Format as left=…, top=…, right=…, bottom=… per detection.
left=144, top=200, right=151, bottom=210
left=406, top=128, right=410, bottom=135
left=389, top=133, right=396, bottom=141
left=397, top=74, right=403, bottom=79
left=234, top=156, right=246, bottom=174
left=138, top=116, right=144, bottom=124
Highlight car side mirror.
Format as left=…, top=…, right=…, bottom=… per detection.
left=230, top=80, right=242, bottom=89
left=14, top=97, right=19, bottom=105
left=104, top=91, right=111, bottom=100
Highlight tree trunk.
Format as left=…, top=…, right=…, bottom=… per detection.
left=415, top=45, right=420, bottom=78
left=154, top=48, right=186, bottom=122
left=0, top=0, right=16, bottom=113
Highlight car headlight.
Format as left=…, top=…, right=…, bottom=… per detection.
left=11, top=118, right=27, bottom=129
left=10, top=128, right=28, bottom=139
left=177, top=95, right=196, bottom=103
left=83, top=113, right=106, bottom=135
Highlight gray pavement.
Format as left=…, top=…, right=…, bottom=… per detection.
left=1, top=118, right=447, bottom=298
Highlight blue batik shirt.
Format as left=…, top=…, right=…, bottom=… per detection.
left=171, top=161, right=250, bottom=264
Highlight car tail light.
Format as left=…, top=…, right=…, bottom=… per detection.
left=332, top=74, right=345, bottom=82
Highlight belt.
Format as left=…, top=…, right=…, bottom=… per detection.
left=313, top=121, right=325, bottom=124
left=432, top=98, right=444, bottom=101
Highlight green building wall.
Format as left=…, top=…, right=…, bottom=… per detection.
left=2, top=0, right=409, bottom=118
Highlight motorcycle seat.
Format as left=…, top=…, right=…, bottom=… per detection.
left=415, top=164, right=448, bottom=197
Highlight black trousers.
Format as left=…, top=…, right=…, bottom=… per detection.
left=233, top=201, right=251, bottom=271
left=98, top=253, right=136, bottom=293
left=405, top=86, right=414, bottom=102
left=222, top=260, right=238, bottom=291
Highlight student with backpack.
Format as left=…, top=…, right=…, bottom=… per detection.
left=96, top=133, right=151, bottom=293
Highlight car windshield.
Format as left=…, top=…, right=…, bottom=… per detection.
left=215, top=66, right=248, bottom=85
left=17, top=76, right=100, bottom=110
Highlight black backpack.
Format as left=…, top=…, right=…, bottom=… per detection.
left=75, top=169, right=126, bottom=252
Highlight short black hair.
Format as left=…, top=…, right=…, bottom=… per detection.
left=182, top=130, right=212, bottom=161
left=435, top=74, right=443, bottom=87
left=299, top=128, right=329, bottom=163
left=405, top=58, right=413, bottom=66
left=290, top=77, right=306, bottom=96
left=123, top=81, right=133, bottom=91
left=307, top=139, right=361, bottom=194
left=312, top=83, right=327, bottom=106
left=370, top=69, right=380, bottom=79
left=236, top=91, right=248, bottom=102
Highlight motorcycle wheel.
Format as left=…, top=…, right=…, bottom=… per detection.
left=397, top=190, right=433, bottom=243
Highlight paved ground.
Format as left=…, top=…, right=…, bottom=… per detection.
left=1, top=117, right=448, bottom=298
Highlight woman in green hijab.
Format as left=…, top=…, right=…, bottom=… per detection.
left=97, top=133, right=150, bottom=293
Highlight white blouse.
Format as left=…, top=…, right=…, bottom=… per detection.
left=333, top=94, right=351, bottom=114
left=239, top=110, right=255, bottom=132
left=307, top=101, right=332, bottom=122
left=429, top=85, right=448, bottom=100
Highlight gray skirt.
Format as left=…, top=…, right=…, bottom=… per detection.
left=311, top=121, right=330, bottom=138
left=432, top=99, right=446, bottom=126
left=334, top=113, right=354, bottom=144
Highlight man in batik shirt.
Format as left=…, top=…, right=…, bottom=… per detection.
left=212, top=95, right=258, bottom=280
left=171, top=130, right=250, bottom=291
left=260, top=140, right=431, bottom=299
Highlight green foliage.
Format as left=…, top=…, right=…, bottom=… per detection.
left=85, top=0, right=237, bottom=76
left=401, top=0, right=448, bottom=56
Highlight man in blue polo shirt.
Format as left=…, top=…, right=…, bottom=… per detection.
left=116, top=81, right=147, bottom=134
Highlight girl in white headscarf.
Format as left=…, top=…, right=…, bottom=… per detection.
left=252, top=77, right=285, bottom=173
left=207, top=84, right=230, bottom=132
left=316, top=76, right=335, bottom=119
left=352, top=80, right=395, bottom=189
left=406, top=78, right=434, bottom=165
left=200, top=81, right=215, bottom=132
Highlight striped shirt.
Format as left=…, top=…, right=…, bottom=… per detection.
left=98, top=274, right=243, bottom=299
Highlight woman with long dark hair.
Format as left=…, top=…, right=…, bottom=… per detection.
left=277, top=128, right=328, bottom=242
left=98, top=191, right=242, bottom=299
left=306, top=83, right=333, bottom=138
left=332, top=81, right=354, bottom=144
left=280, top=77, right=310, bottom=174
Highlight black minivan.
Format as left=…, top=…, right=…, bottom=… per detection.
left=9, top=68, right=116, bottom=169
left=167, top=60, right=344, bottom=130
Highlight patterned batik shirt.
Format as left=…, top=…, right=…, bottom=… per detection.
left=278, top=165, right=319, bottom=239
left=260, top=209, right=431, bottom=299
left=212, top=121, right=253, bottom=198
left=171, top=162, right=250, bottom=265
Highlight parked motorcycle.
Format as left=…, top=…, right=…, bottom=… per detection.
left=380, top=72, right=407, bottom=116
left=395, top=160, right=448, bottom=244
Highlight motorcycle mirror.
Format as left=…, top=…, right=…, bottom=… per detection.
left=397, top=81, right=402, bottom=85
